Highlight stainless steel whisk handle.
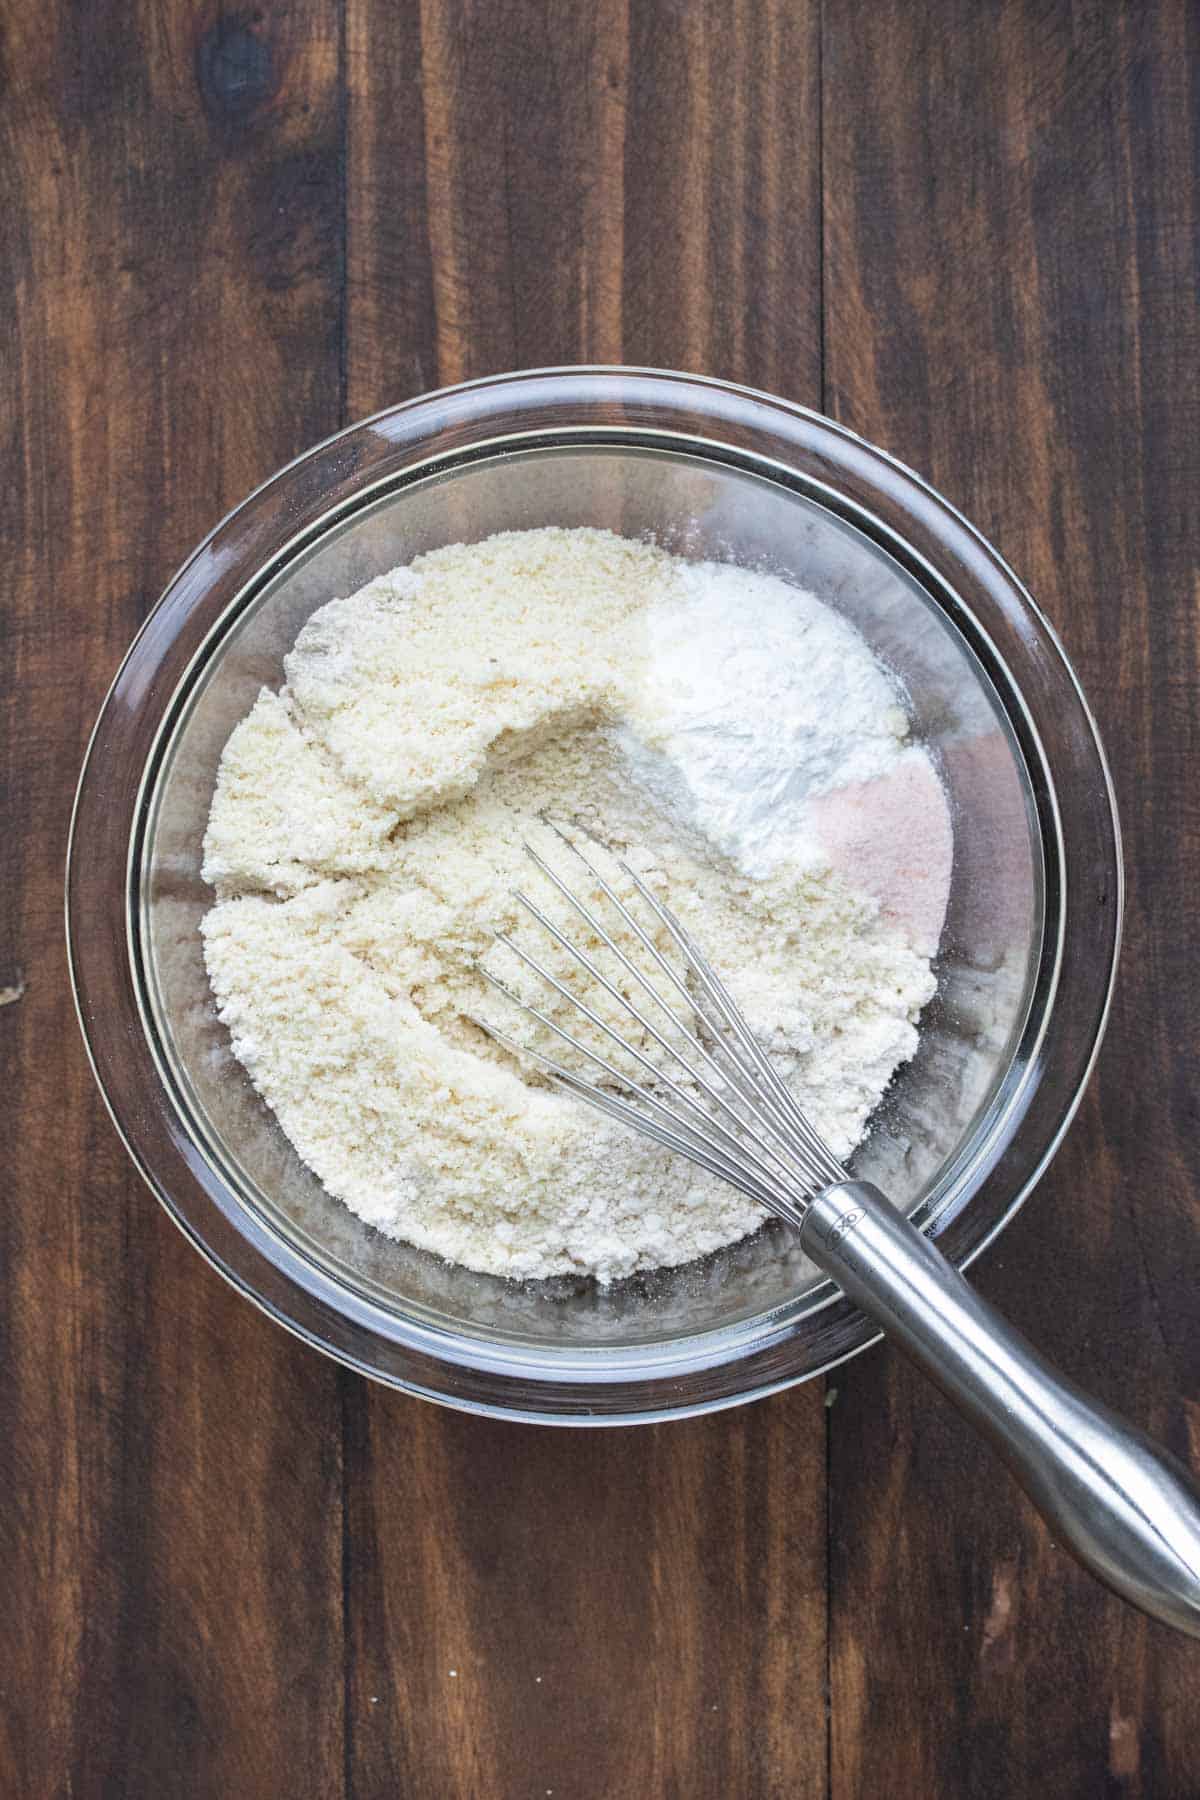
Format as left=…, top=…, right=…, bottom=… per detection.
left=801, top=1181, right=1200, bottom=1638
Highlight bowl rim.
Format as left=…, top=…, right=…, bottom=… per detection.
left=66, top=366, right=1123, bottom=1423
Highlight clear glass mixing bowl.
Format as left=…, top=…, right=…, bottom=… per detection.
left=67, top=369, right=1121, bottom=1421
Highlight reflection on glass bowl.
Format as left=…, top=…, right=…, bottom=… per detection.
left=68, top=370, right=1120, bottom=1421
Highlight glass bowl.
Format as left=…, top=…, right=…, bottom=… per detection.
left=67, top=368, right=1121, bottom=1422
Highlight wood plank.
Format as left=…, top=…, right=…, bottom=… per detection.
left=343, top=1400, right=830, bottom=1798
left=346, top=0, right=633, bottom=392
left=823, top=2, right=1200, bottom=1793
left=0, top=5, right=347, bottom=1793
left=620, top=0, right=821, bottom=388
left=344, top=5, right=826, bottom=1795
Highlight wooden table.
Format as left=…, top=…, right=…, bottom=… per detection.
left=4, top=3, right=1198, bottom=1794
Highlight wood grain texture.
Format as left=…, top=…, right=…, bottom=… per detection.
left=823, top=2, right=1200, bottom=1795
left=342, top=1401, right=827, bottom=1799
left=344, top=7, right=827, bottom=1797
left=1, top=0, right=1198, bottom=1795
left=0, top=4, right=347, bottom=1795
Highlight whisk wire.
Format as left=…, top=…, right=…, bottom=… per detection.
left=480, top=946, right=811, bottom=1204
left=533, top=824, right=836, bottom=1189
left=468, top=1010, right=796, bottom=1214
left=611, top=855, right=846, bottom=1185
left=510, top=867, right=822, bottom=1193
left=479, top=827, right=849, bottom=1209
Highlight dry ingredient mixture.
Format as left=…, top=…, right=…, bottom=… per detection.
left=202, top=528, right=953, bottom=1284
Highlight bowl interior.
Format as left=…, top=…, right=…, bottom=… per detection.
left=138, top=443, right=1043, bottom=1351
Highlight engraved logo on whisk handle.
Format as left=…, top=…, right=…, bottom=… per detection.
left=805, top=1188, right=872, bottom=1276
left=822, top=1208, right=866, bottom=1251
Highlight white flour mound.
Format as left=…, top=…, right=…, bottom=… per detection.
left=618, top=561, right=913, bottom=876
left=202, top=528, right=950, bottom=1285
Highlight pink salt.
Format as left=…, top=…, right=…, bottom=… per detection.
left=808, top=752, right=954, bottom=956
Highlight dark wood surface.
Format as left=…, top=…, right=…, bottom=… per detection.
left=2, top=2, right=1197, bottom=1794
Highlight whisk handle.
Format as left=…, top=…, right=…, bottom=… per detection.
left=800, top=1180, right=1200, bottom=1638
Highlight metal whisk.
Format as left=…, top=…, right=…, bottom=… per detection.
left=478, top=823, right=1200, bottom=1639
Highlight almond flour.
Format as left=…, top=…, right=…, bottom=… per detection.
left=201, top=528, right=950, bottom=1284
